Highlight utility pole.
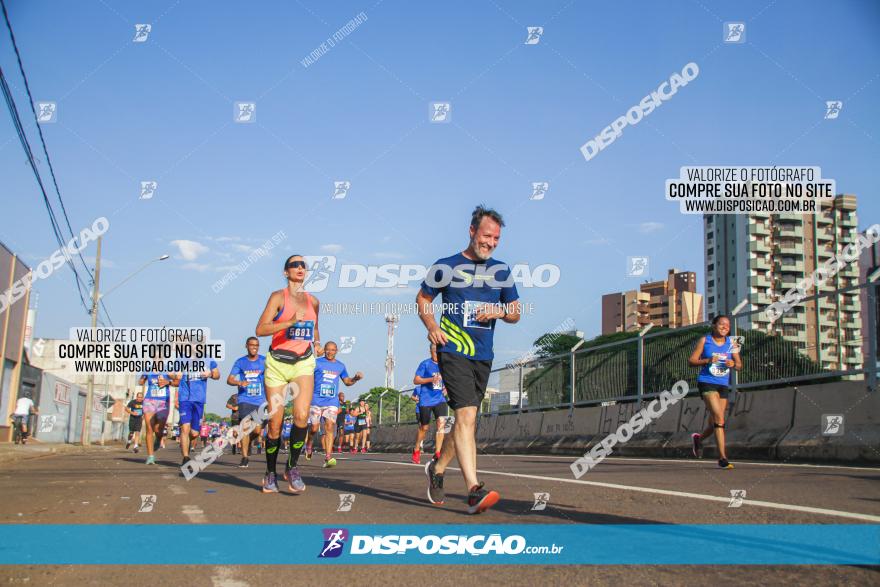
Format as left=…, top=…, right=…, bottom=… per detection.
left=81, top=236, right=101, bottom=446
left=384, top=314, right=399, bottom=390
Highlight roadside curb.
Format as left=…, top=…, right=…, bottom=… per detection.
left=0, top=444, right=117, bottom=466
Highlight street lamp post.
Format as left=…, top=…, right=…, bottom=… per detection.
left=81, top=246, right=169, bottom=446
left=378, top=390, right=388, bottom=426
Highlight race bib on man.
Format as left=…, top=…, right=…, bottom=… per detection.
left=463, top=301, right=492, bottom=330
left=319, top=383, right=335, bottom=398
left=286, top=320, right=315, bottom=341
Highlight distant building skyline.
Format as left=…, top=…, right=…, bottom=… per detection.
left=602, top=268, right=704, bottom=335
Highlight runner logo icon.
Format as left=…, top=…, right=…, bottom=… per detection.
left=319, top=528, right=349, bottom=558
left=531, top=492, right=550, bottom=511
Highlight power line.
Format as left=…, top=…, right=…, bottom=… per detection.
left=0, top=64, right=90, bottom=312
left=1, top=0, right=113, bottom=325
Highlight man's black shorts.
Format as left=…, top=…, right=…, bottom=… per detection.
left=129, top=417, right=142, bottom=432
left=238, top=402, right=262, bottom=421
left=417, top=403, right=448, bottom=426
left=438, top=351, right=492, bottom=410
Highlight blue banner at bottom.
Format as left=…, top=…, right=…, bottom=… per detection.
left=0, top=525, right=877, bottom=565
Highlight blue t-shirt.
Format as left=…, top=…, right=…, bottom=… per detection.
left=344, top=414, right=355, bottom=430
left=312, top=357, right=349, bottom=408
left=230, top=355, right=267, bottom=406
left=420, top=252, right=519, bottom=361
left=177, top=360, right=218, bottom=404
left=697, top=335, right=735, bottom=386
left=141, top=372, right=170, bottom=400
left=282, top=422, right=292, bottom=438
left=413, top=358, right=444, bottom=407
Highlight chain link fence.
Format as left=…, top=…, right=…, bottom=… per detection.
left=373, top=281, right=877, bottom=424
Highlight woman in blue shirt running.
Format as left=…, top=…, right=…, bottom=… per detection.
left=688, top=314, right=742, bottom=469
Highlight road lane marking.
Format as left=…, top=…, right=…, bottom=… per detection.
left=211, top=566, right=250, bottom=587
left=182, top=505, right=206, bottom=523
left=346, top=457, right=880, bottom=523
left=476, top=454, right=880, bottom=472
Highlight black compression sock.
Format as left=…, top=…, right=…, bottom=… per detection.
left=287, top=425, right=308, bottom=468
left=265, top=436, right=281, bottom=474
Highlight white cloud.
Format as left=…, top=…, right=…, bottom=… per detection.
left=170, top=239, right=209, bottom=261
left=181, top=262, right=210, bottom=272
left=321, top=244, right=344, bottom=253
left=638, top=222, right=664, bottom=234
left=584, top=238, right=612, bottom=245
left=231, top=244, right=253, bottom=253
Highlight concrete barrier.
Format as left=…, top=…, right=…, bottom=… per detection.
left=492, top=412, right=543, bottom=453
left=666, top=395, right=708, bottom=458
left=666, top=388, right=796, bottom=459
left=372, top=424, right=419, bottom=452
left=618, top=395, right=686, bottom=455
left=370, top=426, right=393, bottom=449
left=777, top=381, right=879, bottom=463
left=536, top=407, right=602, bottom=454
left=476, top=414, right=497, bottom=451
left=724, top=388, right=795, bottom=459
left=487, top=414, right=518, bottom=451
left=373, top=381, right=877, bottom=464
left=399, top=424, right=419, bottom=451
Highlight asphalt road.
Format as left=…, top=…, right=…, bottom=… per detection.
left=0, top=444, right=878, bottom=585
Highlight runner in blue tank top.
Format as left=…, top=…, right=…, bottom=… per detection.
left=688, top=314, right=742, bottom=469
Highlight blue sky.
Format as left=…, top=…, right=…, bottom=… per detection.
left=2, top=0, right=878, bottom=414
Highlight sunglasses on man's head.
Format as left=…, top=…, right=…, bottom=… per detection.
left=285, top=260, right=307, bottom=269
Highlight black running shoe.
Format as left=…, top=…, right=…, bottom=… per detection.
left=718, top=458, right=734, bottom=469
left=691, top=433, right=703, bottom=458
left=425, top=460, right=445, bottom=505
left=239, top=457, right=249, bottom=469
left=466, top=482, right=499, bottom=515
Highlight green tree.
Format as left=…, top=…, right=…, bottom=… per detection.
left=358, top=386, right=418, bottom=425
left=533, top=333, right=583, bottom=358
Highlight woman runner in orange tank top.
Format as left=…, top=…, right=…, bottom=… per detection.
left=270, top=287, right=318, bottom=355
left=255, top=254, right=323, bottom=494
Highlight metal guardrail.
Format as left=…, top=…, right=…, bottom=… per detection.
left=374, top=281, right=878, bottom=425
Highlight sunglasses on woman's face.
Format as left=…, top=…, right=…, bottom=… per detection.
left=285, top=260, right=306, bottom=269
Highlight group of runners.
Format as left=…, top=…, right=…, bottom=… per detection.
left=119, top=205, right=741, bottom=515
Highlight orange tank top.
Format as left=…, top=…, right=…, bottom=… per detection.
left=270, top=289, right=317, bottom=354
